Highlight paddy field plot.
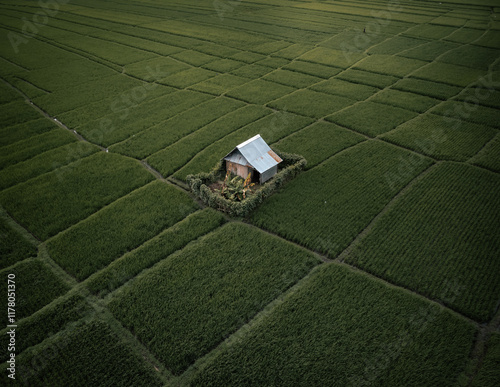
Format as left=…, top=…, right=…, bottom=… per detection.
left=0, top=0, right=499, bottom=385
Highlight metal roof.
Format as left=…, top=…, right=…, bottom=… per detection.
left=223, top=134, right=282, bottom=173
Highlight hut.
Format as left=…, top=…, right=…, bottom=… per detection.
left=223, top=134, right=282, bottom=184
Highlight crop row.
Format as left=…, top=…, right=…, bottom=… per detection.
left=1, top=259, right=69, bottom=325
left=0, top=216, right=37, bottom=270
left=0, top=292, right=90, bottom=362
left=147, top=104, right=270, bottom=177
left=108, top=222, right=320, bottom=375
left=47, top=181, right=198, bottom=281
left=0, top=142, right=99, bottom=191
left=0, top=128, right=77, bottom=170
left=251, top=141, right=434, bottom=258
left=110, top=97, right=245, bottom=159
left=191, top=263, right=476, bottom=386
left=273, top=121, right=365, bottom=169
left=0, top=152, right=154, bottom=240
left=85, top=208, right=226, bottom=297
left=469, top=134, right=500, bottom=173
left=173, top=111, right=314, bottom=180
left=1, top=319, right=163, bottom=386
left=345, top=162, right=500, bottom=322
left=380, top=113, right=497, bottom=161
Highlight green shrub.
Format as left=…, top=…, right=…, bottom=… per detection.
left=186, top=150, right=306, bottom=217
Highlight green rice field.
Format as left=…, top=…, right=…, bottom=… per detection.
left=0, top=0, right=498, bottom=386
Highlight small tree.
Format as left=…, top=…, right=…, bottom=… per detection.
left=219, top=172, right=255, bottom=201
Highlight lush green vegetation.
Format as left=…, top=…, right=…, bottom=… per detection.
left=0, top=293, right=90, bottom=362
left=1, top=0, right=498, bottom=385
left=147, top=105, right=270, bottom=176
left=251, top=141, right=434, bottom=257
left=326, top=102, right=417, bottom=137
left=85, top=208, right=226, bottom=296
left=46, top=181, right=198, bottom=281
left=274, top=121, right=365, bottom=168
left=1, top=260, right=69, bottom=324
left=0, top=216, right=37, bottom=269
left=472, top=333, right=500, bottom=387
left=0, top=142, right=99, bottom=190
left=108, top=223, right=320, bottom=375
left=345, top=163, right=500, bottom=321
left=381, top=114, right=497, bottom=161
left=5, top=319, right=163, bottom=386
left=0, top=152, right=154, bottom=240
left=192, top=264, right=476, bottom=386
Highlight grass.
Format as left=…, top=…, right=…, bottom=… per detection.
left=262, top=69, right=322, bottom=88
left=159, top=67, right=216, bottom=88
left=470, top=130, right=500, bottom=170
left=0, top=100, right=47, bottom=129
left=108, top=223, right=320, bottom=375
left=0, top=129, right=77, bottom=170
left=191, top=263, right=476, bottom=386
left=46, top=181, right=198, bottom=281
left=345, top=163, right=500, bottom=322
left=173, top=112, right=313, bottom=180
left=431, top=100, right=500, bottom=129
left=283, top=60, right=343, bottom=78
left=109, top=97, right=244, bottom=159
left=381, top=114, right=498, bottom=161
left=76, top=90, right=212, bottom=147
left=189, top=73, right=249, bottom=95
left=0, top=293, right=91, bottom=362
left=268, top=89, right=354, bottom=118
left=230, top=63, right=274, bottom=79
left=0, top=152, right=154, bottom=240
left=438, top=45, right=499, bottom=70
left=337, top=69, right=398, bottom=88
left=392, top=78, right=463, bottom=99
left=367, top=36, right=427, bottom=55
left=472, top=333, right=500, bottom=387
left=0, top=216, right=37, bottom=270
left=1, top=259, right=69, bottom=324
left=251, top=141, right=434, bottom=258
left=310, top=78, right=379, bottom=100
left=326, top=102, right=417, bottom=137
left=412, top=62, right=486, bottom=88
left=85, top=208, right=226, bottom=297
left=0, top=142, right=99, bottom=190
left=226, top=79, right=296, bottom=105
left=0, top=119, right=57, bottom=147
left=399, top=40, right=460, bottom=62
left=147, top=105, right=270, bottom=176
left=6, top=319, right=163, bottom=386
left=299, top=46, right=366, bottom=68
left=370, top=89, right=440, bottom=113
left=274, top=121, right=365, bottom=168
left=354, top=55, right=427, bottom=77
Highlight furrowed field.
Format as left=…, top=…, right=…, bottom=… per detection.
left=0, top=0, right=498, bottom=386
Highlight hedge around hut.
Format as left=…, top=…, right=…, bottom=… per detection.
left=186, top=150, right=306, bottom=217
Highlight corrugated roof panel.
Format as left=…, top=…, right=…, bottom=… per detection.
left=224, top=134, right=281, bottom=173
